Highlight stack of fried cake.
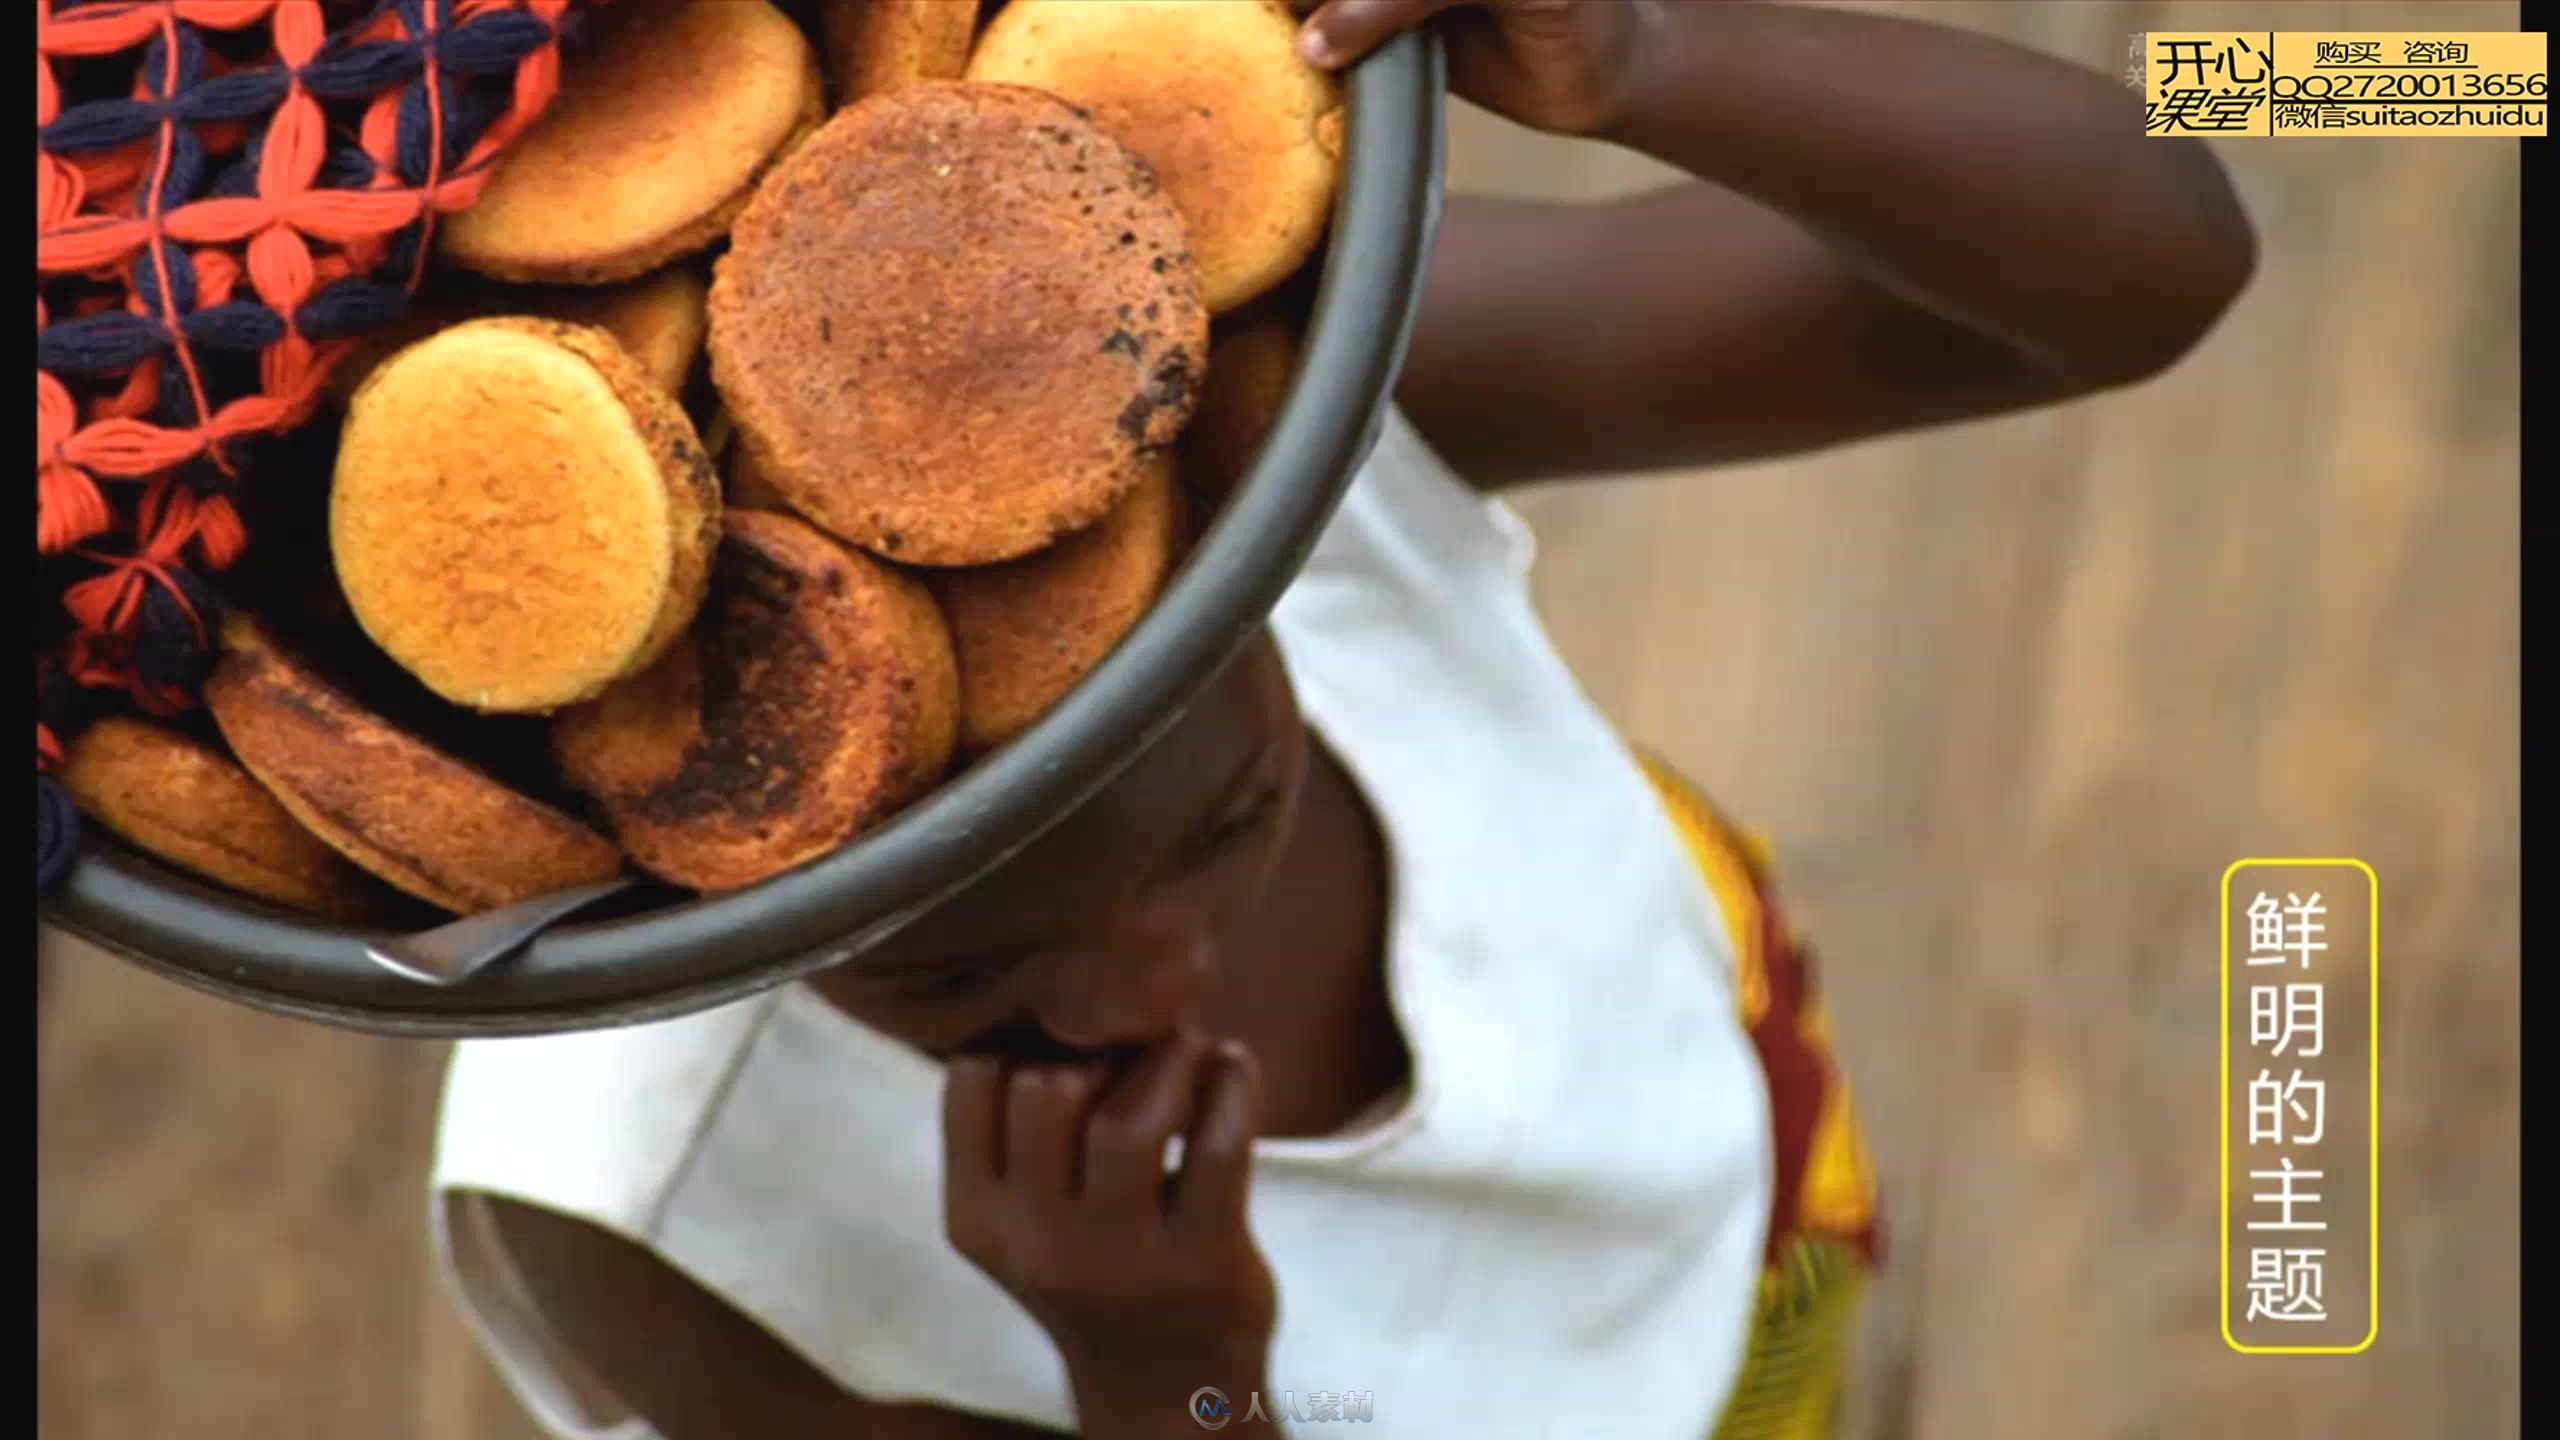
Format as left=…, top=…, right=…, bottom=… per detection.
left=77, top=0, right=1344, bottom=916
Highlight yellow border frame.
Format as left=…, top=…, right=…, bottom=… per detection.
left=2219, top=858, right=2380, bottom=1354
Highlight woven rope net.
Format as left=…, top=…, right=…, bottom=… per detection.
left=34, top=0, right=601, bottom=888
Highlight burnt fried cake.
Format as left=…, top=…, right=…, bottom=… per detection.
left=708, top=81, right=1207, bottom=567
left=204, top=615, right=624, bottom=915
left=60, top=717, right=387, bottom=922
left=552, top=510, right=961, bottom=892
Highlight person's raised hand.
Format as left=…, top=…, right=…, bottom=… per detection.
left=943, top=1032, right=1275, bottom=1433
left=1293, top=0, right=1670, bottom=137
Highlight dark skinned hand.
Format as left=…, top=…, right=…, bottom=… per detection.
left=1293, top=0, right=1668, bottom=136
left=943, top=1032, right=1273, bottom=1437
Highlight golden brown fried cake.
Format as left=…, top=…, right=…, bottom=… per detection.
left=532, top=267, right=711, bottom=396
left=205, top=616, right=624, bottom=916
left=930, top=455, right=1185, bottom=753
left=966, top=0, right=1342, bottom=315
left=331, top=269, right=710, bottom=402
left=552, top=511, right=961, bottom=892
left=60, top=717, right=387, bottom=922
left=822, top=0, right=979, bottom=107
left=442, top=0, right=823, bottom=284
left=1181, top=309, right=1302, bottom=520
left=709, top=81, right=1206, bottom=567
left=333, top=317, right=722, bottom=715
left=725, top=429, right=798, bottom=513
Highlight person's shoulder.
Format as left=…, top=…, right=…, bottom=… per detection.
left=485, top=1199, right=1065, bottom=1440
left=433, top=995, right=781, bottom=1236
left=441, top=990, right=778, bottom=1092
left=1289, top=406, right=1538, bottom=604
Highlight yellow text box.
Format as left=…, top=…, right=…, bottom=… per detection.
left=2220, top=859, right=2379, bottom=1354
left=2147, top=32, right=2547, bottom=137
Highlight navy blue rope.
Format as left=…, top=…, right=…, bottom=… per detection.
left=130, top=565, right=222, bottom=694
left=36, top=656, right=94, bottom=895
left=37, top=777, right=80, bottom=895
left=297, top=277, right=411, bottom=340
left=36, top=312, right=166, bottom=376
left=35, top=1, right=570, bottom=894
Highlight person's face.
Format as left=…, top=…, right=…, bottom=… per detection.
left=814, top=630, right=1306, bottom=1060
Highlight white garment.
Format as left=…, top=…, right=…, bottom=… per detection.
left=432, top=410, right=1775, bottom=1440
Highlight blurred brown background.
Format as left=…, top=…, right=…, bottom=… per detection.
left=36, top=2, right=2519, bottom=1437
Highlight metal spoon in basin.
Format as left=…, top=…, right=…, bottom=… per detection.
left=364, top=877, right=637, bottom=987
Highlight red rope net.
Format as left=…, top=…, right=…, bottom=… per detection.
left=34, top=0, right=599, bottom=888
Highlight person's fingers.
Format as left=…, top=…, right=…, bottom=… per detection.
left=1296, top=0, right=1466, bottom=70
left=1004, top=1064, right=1096, bottom=1199
left=1083, top=1030, right=1214, bottom=1213
left=942, top=1054, right=1005, bottom=1184
left=1170, top=1041, right=1263, bottom=1231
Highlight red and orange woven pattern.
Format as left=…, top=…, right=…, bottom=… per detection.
left=34, top=0, right=599, bottom=890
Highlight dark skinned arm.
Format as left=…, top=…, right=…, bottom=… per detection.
left=479, top=1034, right=1272, bottom=1440
left=485, top=1199, right=1068, bottom=1440
left=1370, top=1, right=2258, bottom=487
